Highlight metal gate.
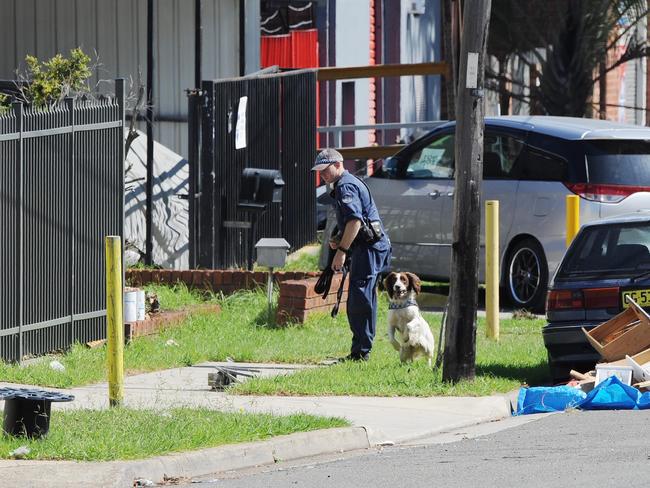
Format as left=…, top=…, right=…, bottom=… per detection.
left=188, top=70, right=317, bottom=269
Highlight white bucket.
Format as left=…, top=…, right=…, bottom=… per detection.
left=124, top=289, right=138, bottom=323
left=136, top=289, right=146, bottom=321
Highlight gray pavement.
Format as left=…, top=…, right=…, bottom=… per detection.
left=0, top=362, right=514, bottom=487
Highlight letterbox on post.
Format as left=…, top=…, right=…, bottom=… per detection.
left=255, top=238, right=291, bottom=268
left=238, top=168, right=285, bottom=211
left=255, top=238, right=291, bottom=322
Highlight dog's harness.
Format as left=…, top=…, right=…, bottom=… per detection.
left=388, top=298, right=418, bottom=310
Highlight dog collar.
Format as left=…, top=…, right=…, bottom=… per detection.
left=389, top=298, right=418, bottom=310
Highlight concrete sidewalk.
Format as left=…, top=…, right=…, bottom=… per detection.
left=0, top=362, right=514, bottom=487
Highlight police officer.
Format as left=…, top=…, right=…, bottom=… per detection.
left=312, top=148, right=391, bottom=361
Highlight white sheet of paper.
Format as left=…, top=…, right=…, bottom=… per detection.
left=466, top=52, right=478, bottom=89
left=235, top=96, right=248, bottom=149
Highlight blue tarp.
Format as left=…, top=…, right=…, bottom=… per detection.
left=515, top=376, right=650, bottom=415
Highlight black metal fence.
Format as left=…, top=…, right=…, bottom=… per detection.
left=188, top=70, right=317, bottom=269
left=0, top=80, right=124, bottom=362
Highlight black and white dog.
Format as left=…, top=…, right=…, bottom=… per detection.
left=384, top=272, right=435, bottom=367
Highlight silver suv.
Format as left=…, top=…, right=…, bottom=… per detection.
left=344, top=116, right=650, bottom=311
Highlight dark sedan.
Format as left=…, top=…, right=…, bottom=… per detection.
left=543, top=211, right=650, bottom=381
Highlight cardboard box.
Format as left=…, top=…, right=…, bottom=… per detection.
left=582, top=297, right=650, bottom=362
left=595, top=364, right=633, bottom=386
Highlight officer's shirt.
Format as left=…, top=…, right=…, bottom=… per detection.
left=333, top=171, right=389, bottom=251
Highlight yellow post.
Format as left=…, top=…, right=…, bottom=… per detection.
left=485, top=200, right=499, bottom=340
left=105, top=236, right=124, bottom=407
left=566, top=195, right=580, bottom=247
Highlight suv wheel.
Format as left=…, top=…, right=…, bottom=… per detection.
left=505, top=238, right=548, bottom=313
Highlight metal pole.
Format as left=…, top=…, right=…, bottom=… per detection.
left=188, top=92, right=199, bottom=268
left=485, top=200, right=499, bottom=340
left=239, top=0, right=246, bottom=76
left=105, top=236, right=124, bottom=407
left=267, top=268, right=274, bottom=321
left=14, top=102, right=23, bottom=363
left=248, top=214, right=257, bottom=271
left=116, top=79, right=126, bottom=283
left=195, top=0, right=202, bottom=88
left=66, top=97, right=75, bottom=346
left=145, top=0, right=155, bottom=265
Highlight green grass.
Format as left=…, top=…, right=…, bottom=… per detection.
left=145, top=282, right=218, bottom=311
left=283, top=250, right=320, bottom=272
left=0, top=285, right=549, bottom=396
left=255, top=245, right=321, bottom=273
left=232, top=312, right=549, bottom=397
left=0, top=408, right=348, bottom=461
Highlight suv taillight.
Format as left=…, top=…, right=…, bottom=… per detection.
left=546, top=287, right=620, bottom=311
left=564, top=182, right=650, bottom=203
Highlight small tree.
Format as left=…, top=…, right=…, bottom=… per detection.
left=19, top=48, right=92, bottom=108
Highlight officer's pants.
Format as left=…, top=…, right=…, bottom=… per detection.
left=347, top=244, right=391, bottom=356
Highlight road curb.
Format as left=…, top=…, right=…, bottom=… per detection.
left=114, top=426, right=370, bottom=486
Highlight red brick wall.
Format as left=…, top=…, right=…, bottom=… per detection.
left=125, top=269, right=345, bottom=325
left=277, top=274, right=348, bottom=324
left=126, top=269, right=320, bottom=294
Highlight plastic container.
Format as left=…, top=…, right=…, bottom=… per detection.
left=124, top=289, right=138, bottom=323
left=136, top=289, right=146, bottom=321
left=595, top=364, right=633, bottom=386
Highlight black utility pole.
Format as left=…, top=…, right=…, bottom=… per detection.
left=443, top=0, right=491, bottom=383
left=145, top=0, right=155, bottom=265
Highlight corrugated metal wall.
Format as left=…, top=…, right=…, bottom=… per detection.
left=0, top=0, right=239, bottom=157
left=0, top=82, right=124, bottom=362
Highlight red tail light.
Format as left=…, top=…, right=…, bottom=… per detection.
left=583, top=287, right=620, bottom=309
left=547, top=290, right=584, bottom=310
left=547, top=287, right=620, bottom=311
left=564, top=182, right=650, bottom=203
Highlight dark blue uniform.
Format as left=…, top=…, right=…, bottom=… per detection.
left=333, top=171, right=391, bottom=358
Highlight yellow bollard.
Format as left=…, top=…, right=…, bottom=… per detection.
left=105, top=236, right=124, bottom=407
left=566, top=195, right=580, bottom=248
left=485, top=200, right=499, bottom=340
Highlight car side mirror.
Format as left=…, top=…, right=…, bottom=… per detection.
left=383, top=156, right=399, bottom=178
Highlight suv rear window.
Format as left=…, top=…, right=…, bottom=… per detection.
left=557, top=221, right=650, bottom=279
left=583, top=140, right=650, bottom=186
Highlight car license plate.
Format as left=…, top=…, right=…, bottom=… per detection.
left=622, top=289, right=650, bottom=308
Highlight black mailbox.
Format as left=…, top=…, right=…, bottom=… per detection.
left=238, top=168, right=285, bottom=211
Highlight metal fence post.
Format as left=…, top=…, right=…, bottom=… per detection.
left=199, top=80, right=215, bottom=268
left=65, top=97, right=75, bottom=346
left=13, top=102, right=23, bottom=363
left=116, top=78, right=126, bottom=284
left=187, top=89, right=202, bottom=269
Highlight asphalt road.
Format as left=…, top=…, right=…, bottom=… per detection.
left=181, top=410, right=650, bottom=487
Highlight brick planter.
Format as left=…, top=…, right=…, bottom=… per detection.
left=126, top=269, right=320, bottom=295
left=276, top=275, right=349, bottom=324
left=124, top=304, right=220, bottom=341
left=126, top=268, right=340, bottom=325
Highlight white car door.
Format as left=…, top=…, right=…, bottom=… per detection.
left=369, top=131, right=455, bottom=278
